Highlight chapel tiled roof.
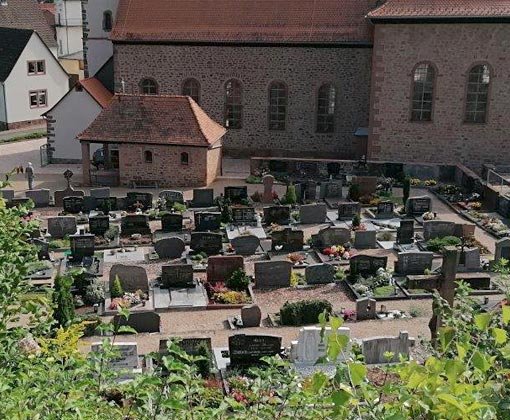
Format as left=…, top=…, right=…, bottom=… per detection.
left=0, top=27, right=33, bottom=82
left=368, top=0, right=510, bottom=19
left=111, top=0, right=377, bottom=44
left=77, top=95, right=226, bottom=147
left=79, top=78, right=113, bottom=109
left=0, top=0, right=57, bottom=48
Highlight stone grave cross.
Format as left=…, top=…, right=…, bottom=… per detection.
left=63, top=169, right=74, bottom=189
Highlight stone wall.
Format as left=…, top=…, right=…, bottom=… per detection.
left=206, top=146, right=222, bottom=185
left=368, top=23, right=510, bottom=171
left=118, top=144, right=210, bottom=187
left=113, top=43, right=372, bottom=159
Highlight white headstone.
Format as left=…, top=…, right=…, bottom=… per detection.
left=293, top=326, right=350, bottom=365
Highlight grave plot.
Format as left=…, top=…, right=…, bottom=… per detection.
left=88, top=214, right=120, bottom=249
left=25, top=260, right=55, bottom=286
left=227, top=304, right=263, bottom=329
left=266, top=250, right=321, bottom=270
left=62, top=234, right=104, bottom=278
left=119, top=214, right=153, bottom=246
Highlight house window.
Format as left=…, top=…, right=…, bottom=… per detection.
left=181, top=152, right=189, bottom=165
left=27, top=60, right=45, bottom=75
left=144, top=150, right=153, bottom=163
left=465, top=64, right=491, bottom=123
left=268, top=81, right=287, bottom=131
left=317, top=84, right=336, bottom=133
left=411, top=63, right=435, bottom=122
left=182, top=78, right=201, bottom=103
left=139, top=78, right=158, bottom=95
left=29, top=90, right=47, bottom=108
left=224, top=79, right=242, bottom=129
left=103, top=10, right=113, bottom=32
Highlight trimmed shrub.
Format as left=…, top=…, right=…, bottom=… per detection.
left=280, top=299, right=332, bottom=326
left=426, top=236, right=462, bottom=252
left=283, top=184, right=297, bottom=205
left=195, top=343, right=212, bottom=378
left=110, top=275, right=124, bottom=298
left=226, top=269, right=250, bottom=291
left=84, top=282, right=105, bottom=305
left=348, top=184, right=361, bottom=201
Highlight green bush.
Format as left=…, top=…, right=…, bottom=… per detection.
left=195, top=343, right=212, bottom=378
left=79, top=314, right=102, bottom=336
left=172, top=202, right=187, bottom=213
left=246, top=175, right=262, bottom=184
left=52, top=274, right=75, bottom=328
left=226, top=269, right=250, bottom=291
left=84, top=281, right=105, bottom=305
left=348, top=184, right=361, bottom=201
left=110, top=275, right=124, bottom=298
left=283, top=184, right=297, bottom=205
left=352, top=214, right=361, bottom=228
left=426, top=236, right=462, bottom=252
left=280, top=299, right=332, bottom=326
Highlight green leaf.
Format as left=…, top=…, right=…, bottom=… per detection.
left=318, top=311, right=327, bottom=327
left=437, top=394, right=466, bottom=413
left=439, top=326, right=456, bottom=351
left=348, top=363, right=367, bottom=386
left=330, top=316, right=344, bottom=330
left=456, top=343, right=467, bottom=360
left=503, top=306, right=510, bottom=326
left=118, top=306, right=130, bottom=320
left=310, top=371, right=328, bottom=393
left=331, top=390, right=350, bottom=407
left=117, top=325, right=137, bottom=334
left=492, top=327, right=507, bottom=345
left=444, top=359, right=464, bottom=383
left=474, top=313, right=492, bottom=331
left=472, top=351, right=491, bottom=372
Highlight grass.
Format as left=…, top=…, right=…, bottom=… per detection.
left=373, top=285, right=396, bottom=297
left=0, top=131, right=46, bottom=144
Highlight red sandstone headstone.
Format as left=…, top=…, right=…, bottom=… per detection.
left=262, top=174, right=275, bottom=203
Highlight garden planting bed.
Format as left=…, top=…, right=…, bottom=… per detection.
left=343, top=279, right=408, bottom=301
left=204, top=283, right=256, bottom=310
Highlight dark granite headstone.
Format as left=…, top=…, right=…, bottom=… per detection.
left=7, top=197, right=32, bottom=208
left=264, top=206, right=291, bottom=225
left=349, top=254, right=388, bottom=277
left=109, top=264, right=149, bottom=292
left=304, top=181, right=318, bottom=201
left=299, top=203, right=327, bottom=224
left=161, top=213, right=183, bottom=232
left=25, top=189, right=50, bottom=207
left=47, top=216, right=77, bottom=238
left=356, top=297, right=377, bottom=320
left=63, top=196, right=84, bottom=214
left=89, top=215, right=110, bottom=236
left=224, top=186, right=248, bottom=204
left=113, top=311, right=160, bottom=333
left=90, top=187, right=110, bottom=198
left=190, top=232, right=223, bottom=255
left=241, top=305, right=262, bottom=328
left=161, top=264, right=194, bottom=288
left=376, top=201, right=394, bottom=217
left=69, top=234, right=95, bottom=261
left=154, top=237, right=185, bottom=259
left=406, top=196, right=432, bottom=215
left=127, top=192, right=153, bottom=209
left=311, top=226, right=351, bottom=248
left=82, top=196, right=97, bottom=212
left=159, top=190, right=184, bottom=206
left=254, top=261, right=292, bottom=289
left=271, top=228, right=304, bottom=252
left=305, top=263, right=336, bottom=284
left=232, top=206, right=256, bottom=224
left=194, top=212, right=221, bottom=231
left=321, top=181, right=343, bottom=199
left=495, top=238, right=510, bottom=262
left=423, top=220, right=456, bottom=241
left=32, top=238, right=50, bottom=260
left=231, top=235, right=261, bottom=255
left=121, top=215, right=151, bottom=236
left=337, top=202, right=361, bottom=220
left=95, top=196, right=118, bottom=212
left=54, top=187, right=84, bottom=207
left=394, top=251, right=433, bottom=275
left=207, top=255, right=244, bottom=284
left=397, top=219, right=415, bottom=245
left=191, top=189, right=214, bottom=207
left=228, top=334, right=282, bottom=368
left=354, top=230, right=377, bottom=249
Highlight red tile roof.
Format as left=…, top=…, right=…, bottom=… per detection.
left=38, top=3, right=56, bottom=16
left=111, top=0, right=377, bottom=44
left=79, top=78, right=113, bottom=109
left=368, top=0, right=510, bottom=19
left=78, top=95, right=226, bottom=147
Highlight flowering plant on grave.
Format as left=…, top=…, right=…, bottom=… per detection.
left=470, top=201, right=482, bottom=210
left=287, top=252, right=305, bottom=263
left=322, top=245, right=345, bottom=257
left=423, top=211, right=436, bottom=220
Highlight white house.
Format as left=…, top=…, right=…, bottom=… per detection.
left=0, top=28, right=69, bottom=131
left=44, top=77, right=112, bottom=162
left=82, top=0, right=118, bottom=78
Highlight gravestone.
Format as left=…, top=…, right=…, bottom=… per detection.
left=116, top=197, right=128, bottom=211
left=495, top=238, right=510, bottom=262
left=406, top=196, right=432, bottom=215
left=54, top=187, right=84, bottom=207
left=232, top=206, right=256, bottom=225
left=254, top=261, right=292, bottom=289
left=356, top=298, right=377, bottom=320
left=7, top=197, right=31, bottom=208
left=228, top=334, right=282, bottom=368
left=224, top=186, right=248, bottom=204
left=89, top=215, right=110, bottom=236
left=161, top=264, right=194, bottom=288
left=109, top=264, right=149, bottom=292
left=299, top=203, right=327, bottom=224
left=194, top=212, right=221, bottom=231
left=376, top=201, right=394, bottom=218
left=394, top=251, right=433, bottom=275
left=262, top=174, right=275, bottom=203
left=121, top=215, right=151, bottom=236
left=32, top=238, right=50, bottom=260
left=454, top=223, right=476, bottom=239
left=191, top=188, right=214, bottom=207
left=337, top=202, right=361, bottom=220
left=349, top=254, right=388, bottom=277
left=458, top=247, right=480, bottom=272
left=312, top=226, right=351, bottom=248
left=95, top=196, right=117, bottom=212
left=82, top=196, right=97, bottom=212
left=397, top=219, right=415, bottom=244
left=271, top=228, right=304, bottom=252
left=423, top=220, right=456, bottom=241
left=354, top=230, right=377, bottom=249
left=207, top=255, right=244, bottom=284
left=231, top=235, right=261, bottom=256
left=291, top=326, right=351, bottom=365
left=159, top=190, right=184, bottom=206
left=362, top=331, right=414, bottom=364
left=127, top=192, right=153, bottom=209
left=154, top=237, right=185, bottom=259
left=47, top=216, right=77, bottom=239
left=352, top=176, right=378, bottom=196
left=321, top=181, right=343, bottom=199
left=241, top=304, right=262, bottom=328
left=304, top=181, right=318, bottom=201
left=63, top=196, right=84, bottom=214
left=190, top=232, right=223, bottom=255
left=25, top=189, right=50, bottom=207
left=161, top=213, right=183, bottom=232
left=91, top=342, right=138, bottom=371
left=305, top=263, right=336, bottom=284
left=69, top=234, right=95, bottom=261
left=264, top=206, right=291, bottom=225
left=113, top=311, right=160, bottom=333
left=0, top=189, right=14, bottom=202
left=90, top=187, right=110, bottom=198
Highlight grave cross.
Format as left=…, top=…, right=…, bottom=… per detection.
left=63, top=169, right=74, bottom=189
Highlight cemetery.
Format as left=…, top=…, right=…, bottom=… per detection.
left=6, top=165, right=510, bottom=404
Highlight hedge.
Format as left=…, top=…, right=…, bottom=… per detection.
left=279, top=299, right=332, bottom=326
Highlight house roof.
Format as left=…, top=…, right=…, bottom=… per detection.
left=0, top=0, right=57, bottom=48
left=77, top=94, right=227, bottom=147
left=368, top=0, right=510, bottom=20
left=0, top=27, right=33, bottom=82
left=111, top=0, right=377, bottom=44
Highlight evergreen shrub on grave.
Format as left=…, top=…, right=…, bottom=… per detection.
left=279, top=299, right=332, bottom=326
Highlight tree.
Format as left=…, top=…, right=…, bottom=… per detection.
left=403, top=176, right=411, bottom=206
left=52, top=274, right=75, bottom=328
left=110, top=275, right=123, bottom=298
